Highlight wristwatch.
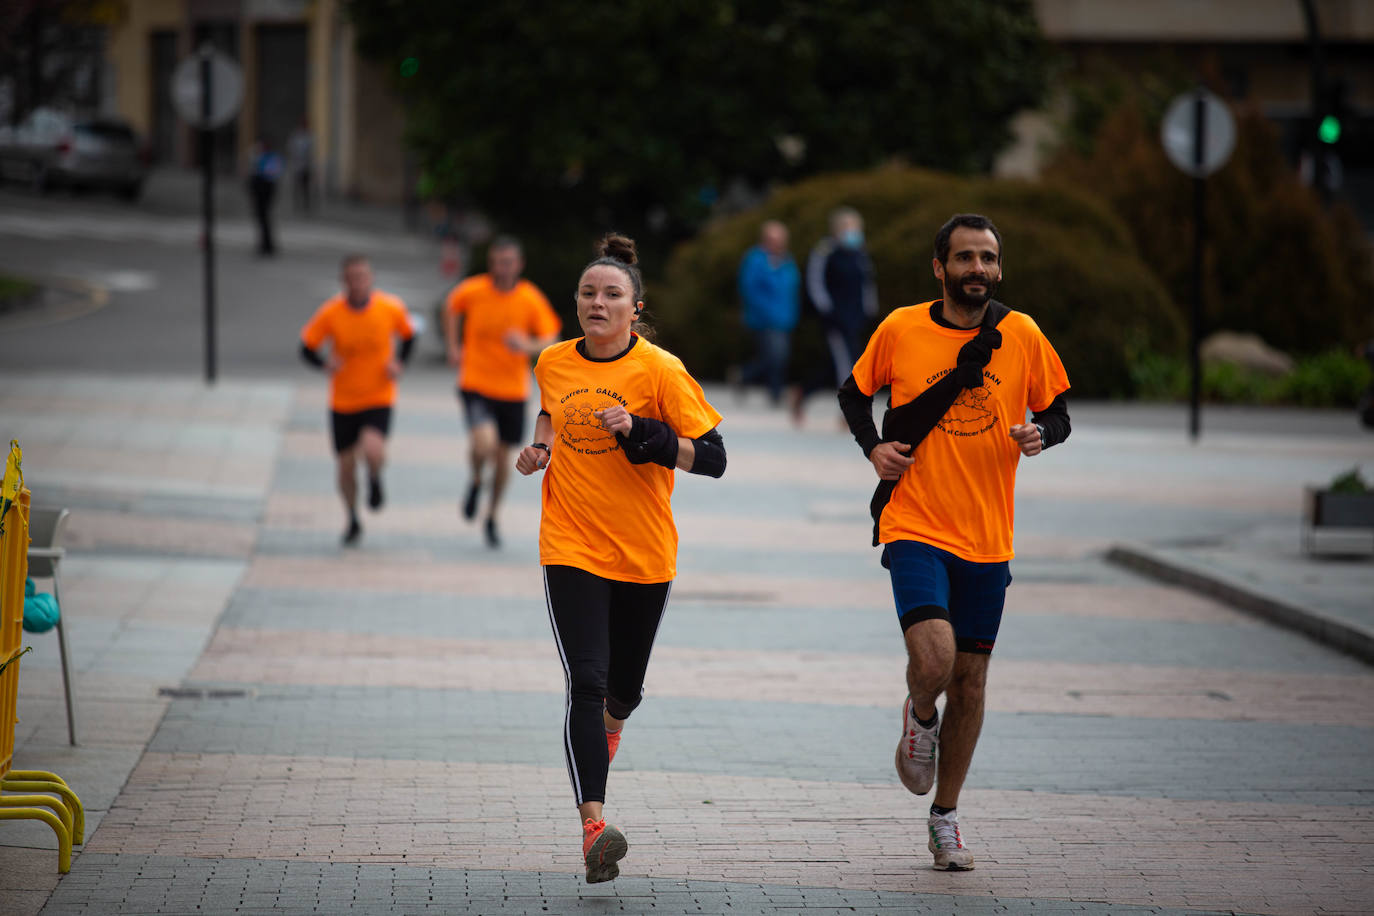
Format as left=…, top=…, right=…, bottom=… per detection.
left=1033, top=423, right=1047, bottom=446
left=531, top=442, right=550, bottom=454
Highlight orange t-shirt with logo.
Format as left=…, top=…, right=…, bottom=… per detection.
left=534, top=336, right=723, bottom=584
left=446, top=275, right=561, bottom=402
left=850, top=301, right=1070, bottom=562
left=300, top=292, right=415, bottom=413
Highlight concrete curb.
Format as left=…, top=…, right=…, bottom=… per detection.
left=0, top=274, right=108, bottom=333
left=1105, top=543, right=1374, bottom=666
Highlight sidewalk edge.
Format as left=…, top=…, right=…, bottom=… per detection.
left=1105, top=543, right=1374, bottom=666
left=0, top=273, right=109, bottom=333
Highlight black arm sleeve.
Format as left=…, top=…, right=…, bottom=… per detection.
left=1031, top=393, right=1071, bottom=448
left=299, top=342, right=326, bottom=369
left=688, top=428, right=726, bottom=478
left=397, top=335, right=415, bottom=364
left=538, top=409, right=550, bottom=418
left=837, top=373, right=881, bottom=458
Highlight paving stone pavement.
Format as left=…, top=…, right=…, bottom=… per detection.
left=0, top=369, right=1371, bottom=916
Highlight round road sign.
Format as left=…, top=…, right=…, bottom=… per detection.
left=1160, top=89, right=1236, bottom=178
left=171, top=46, right=244, bottom=131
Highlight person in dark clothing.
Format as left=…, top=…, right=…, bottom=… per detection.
left=793, top=207, right=879, bottom=425
left=247, top=138, right=283, bottom=256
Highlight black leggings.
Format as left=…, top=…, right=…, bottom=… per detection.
left=543, top=564, right=672, bottom=806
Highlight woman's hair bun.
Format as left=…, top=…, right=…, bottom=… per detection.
left=597, top=233, right=638, bottom=266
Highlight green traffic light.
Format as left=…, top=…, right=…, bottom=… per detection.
left=1319, top=115, right=1341, bottom=144
left=400, top=57, right=419, bottom=78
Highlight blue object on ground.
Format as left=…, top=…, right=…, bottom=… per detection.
left=23, top=577, right=60, bottom=632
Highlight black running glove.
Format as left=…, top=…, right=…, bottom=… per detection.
left=616, top=415, right=679, bottom=469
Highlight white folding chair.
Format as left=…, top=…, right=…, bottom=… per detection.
left=26, top=507, right=76, bottom=746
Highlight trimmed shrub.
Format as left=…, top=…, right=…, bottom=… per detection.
left=1128, top=348, right=1372, bottom=407
left=1278, top=349, right=1373, bottom=407
left=653, top=167, right=1182, bottom=398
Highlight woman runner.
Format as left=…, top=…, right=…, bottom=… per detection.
left=516, top=233, right=727, bottom=883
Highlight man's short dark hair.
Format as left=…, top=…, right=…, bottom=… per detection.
left=488, top=234, right=523, bottom=255
left=340, top=253, right=369, bottom=271
left=934, top=214, right=1002, bottom=265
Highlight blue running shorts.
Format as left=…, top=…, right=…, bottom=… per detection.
left=884, top=540, right=1012, bottom=655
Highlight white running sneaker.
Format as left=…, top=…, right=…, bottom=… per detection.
left=895, top=697, right=938, bottom=795
left=928, top=809, right=975, bottom=870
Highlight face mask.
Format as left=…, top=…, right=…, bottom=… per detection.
left=842, top=229, right=864, bottom=249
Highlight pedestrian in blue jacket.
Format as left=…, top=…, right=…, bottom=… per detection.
left=736, top=220, right=800, bottom=405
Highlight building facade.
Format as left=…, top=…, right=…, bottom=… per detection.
left=1032, top=0, right=1374, bottom=216
left=103, top=0, right=407, bottom=204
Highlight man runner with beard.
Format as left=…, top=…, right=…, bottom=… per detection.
left=837, top=213, right=1071, bottom=870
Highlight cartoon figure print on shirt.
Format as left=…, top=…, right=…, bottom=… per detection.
left=938, top=380, right=1000, bottom=437
left=558, top=388, right=627, bottom=455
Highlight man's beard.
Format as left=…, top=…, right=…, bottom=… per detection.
left=945, top=274, right=997, bottom=309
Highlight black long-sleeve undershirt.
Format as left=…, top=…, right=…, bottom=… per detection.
left=837, top=374, right=882, bottom=457
left=1032, top=394, right=1071, bottom=448
left=299, top=342, right=325, bottom=368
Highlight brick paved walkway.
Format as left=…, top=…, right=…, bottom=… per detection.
left=1, top=370, right=1371, bottom=915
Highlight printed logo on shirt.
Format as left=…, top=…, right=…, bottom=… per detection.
left=937, top=385, right=999, bottom=437
left=559, top=396, right=625, bottom=456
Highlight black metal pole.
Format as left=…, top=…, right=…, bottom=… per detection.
left=200, top=49, right=217, bottom=385
left=1300, top=0, right=1329, bottom=204
left=1189, top=92, right=1207, bottom=441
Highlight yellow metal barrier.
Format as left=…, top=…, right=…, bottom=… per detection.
left=1, top=441, right=83, bottom=873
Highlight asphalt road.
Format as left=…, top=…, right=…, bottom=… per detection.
left=0, top=181, right=445, bottom=376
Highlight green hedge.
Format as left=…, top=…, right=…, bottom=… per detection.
left=652, top=167, right=1182, bottom=398
left=1130, top=348, right=1372, bottom=407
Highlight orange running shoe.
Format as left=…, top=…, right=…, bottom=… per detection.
left=582, top=818, right=628, bottom=883
left=606, top=728, right=622, bottom=764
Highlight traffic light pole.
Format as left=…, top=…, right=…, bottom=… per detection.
left=1189, top=94, right=1207, bottom=442
left=1300, top=0, right=1329, bottom=204
left=200, top=49, right=217, bottom=385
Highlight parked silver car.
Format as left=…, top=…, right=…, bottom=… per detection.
left=0, top=108, right=147, bottom=200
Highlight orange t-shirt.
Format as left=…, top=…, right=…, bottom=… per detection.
left=850, top=301, right=1070, bottom=562
left=446, top=275, right=561, bottom=401
left=534, top=336, right=723, bottom=583
left=300, top=291, right=415, bottom=413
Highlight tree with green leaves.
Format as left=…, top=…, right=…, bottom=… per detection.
left=346, top=0, right=1047, bottom=242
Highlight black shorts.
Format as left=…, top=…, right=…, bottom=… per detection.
left=459, top=389, right=526, bottom=445
left=331, top=407, right=392, bottom=454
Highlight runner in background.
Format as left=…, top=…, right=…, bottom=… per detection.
left=300, top=254, right=416, bottom=546
left=444, top=236, right=560, bottom=547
